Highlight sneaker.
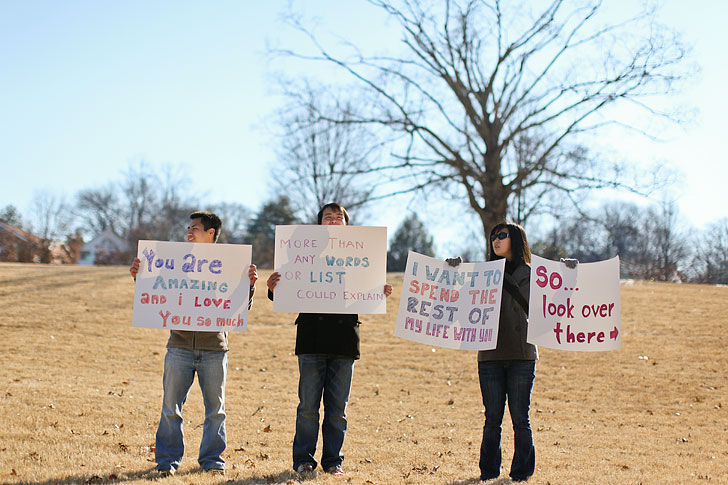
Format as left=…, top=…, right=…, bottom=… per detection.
left=296, top=462, right=315, bottom=473
left=325, top=465, right=344, bottom=475
left=206, top=468, right=225, bottom=476
left=156, top=468, right=175, bottom=477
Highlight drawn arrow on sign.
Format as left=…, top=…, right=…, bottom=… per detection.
left=610, top=326, right=619, bottom=340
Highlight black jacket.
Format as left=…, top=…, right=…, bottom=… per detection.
left=477, top=263, right=538, bottom=362
left=268, top=289, right=361, bottom=359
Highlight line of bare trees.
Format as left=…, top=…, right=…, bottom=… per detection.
left=4, top=1, right=723, bottom=283
left=530, top=200, right=728, bottom=283
left=2, top=163, right=725, bottom=283
left=0, top=161, right=254, bottom=264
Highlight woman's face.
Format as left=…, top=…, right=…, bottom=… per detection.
left=491, top=228, right=512, bottom=261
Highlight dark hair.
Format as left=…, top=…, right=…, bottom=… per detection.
left=190, top=211, right=222, bottom=242
left=487, top=221, right=531, bottom=267
left=317, top=203, right=350, bottom=225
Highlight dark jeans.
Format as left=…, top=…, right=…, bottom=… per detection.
left=478, top=360, right=536, bottom=481
left=293, top=354, right=354, bottom=470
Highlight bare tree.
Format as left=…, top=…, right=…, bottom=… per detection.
left=531, top=198, right=688, bottom=280
left=531, top=213, right=606, bottom=263
left=691, top=218, right=728, bottom=284
left=272, top=85, right=382, bottom=222
left=29, top=190, right=75, bottom=263
left=601, top=202, right=641, bottom=259
left=148, top=163, right=196, bottom=243
left=120, top=160, right=159, bottom=241
left=76, top=184, right=122, bottom=235
left=211, top=202, right=252, bottom=243
left=275, top=0, right=689, bottom=243
left=75, top=162, right=197, bottom=246
left=631, top=200, right=688, bottom=281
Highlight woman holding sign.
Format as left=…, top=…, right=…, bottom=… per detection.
left=478, top=222, right=537, bottom=482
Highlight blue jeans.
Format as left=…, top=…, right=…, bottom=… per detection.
left=478, top=360, right=536, bottom=481
left=155, top=348, right=227, bottom=472
left=293, top=354, right=354, bottom=470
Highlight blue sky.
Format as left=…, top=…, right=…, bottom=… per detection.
left=2, top=1, right=726, bottom=252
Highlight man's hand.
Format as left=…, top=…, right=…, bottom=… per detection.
left=384, top=284, right=393, bottom=297
left=560, top=258, right=579, bottom=269
left=445, top=256, right=462, bottom=267
left=267, top=272, right=281, bottom=292
left=130, top=258, right=141, bottom=281
left=248, top=264, right=258, bottom=287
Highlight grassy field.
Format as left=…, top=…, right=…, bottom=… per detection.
left=0, top=263, right=726, bottom=484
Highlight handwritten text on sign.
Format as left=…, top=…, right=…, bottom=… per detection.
left=527, top=255, right=621, bottom=351
left=394, top=252, right=505, bottom=350
left=132, top=240, right=252, bottom=332
left=273, top=225, right=387, bottom=314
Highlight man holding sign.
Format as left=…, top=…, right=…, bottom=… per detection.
left=267, top=203, right=392, bottom=476
left=130, top=211, right=257, bottom=477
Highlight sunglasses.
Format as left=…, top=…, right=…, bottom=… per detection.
left=490, top=232, right=510, bottom=242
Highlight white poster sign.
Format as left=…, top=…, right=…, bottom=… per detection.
left=527, top=255, right=621, bottom=351
left=394, top=252, right=505, bottom=350
left=132, top=240, right=252, bottom=332
left=273, top=225, right=387, bottom=314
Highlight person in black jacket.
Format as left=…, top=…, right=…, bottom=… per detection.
left=266, top=203, right=392, bottom=476
left=480, top=221, right=536, bottom=481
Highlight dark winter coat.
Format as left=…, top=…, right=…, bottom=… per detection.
left=478, top=263, right=538, bottom=362
left=268, top=290, right=361, bottom=359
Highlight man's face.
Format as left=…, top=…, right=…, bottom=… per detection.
left=321, top=207, right=347, bottom=226
left=187, top=218, right=215, bottom=243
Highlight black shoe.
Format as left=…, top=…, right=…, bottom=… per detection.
left=296, top=463, right=315, bottom=473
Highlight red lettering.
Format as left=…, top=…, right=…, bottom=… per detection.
left=194, top=296, right=231, bottom=308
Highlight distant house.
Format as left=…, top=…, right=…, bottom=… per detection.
left=79, top=228, right=131, bottom=265
left=0, top=221, right=41, bottom=262
left=0, top=222, right=82, bottom=264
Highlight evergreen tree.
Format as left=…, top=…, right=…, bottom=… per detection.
left=0, top=205, right=23, bottom=228
left=246, top=196, right=300, bottom=268
left=387, top=213, right=435, bottom=271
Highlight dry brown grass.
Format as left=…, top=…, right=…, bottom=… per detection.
left=0, top=263, right=726, bottom=485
